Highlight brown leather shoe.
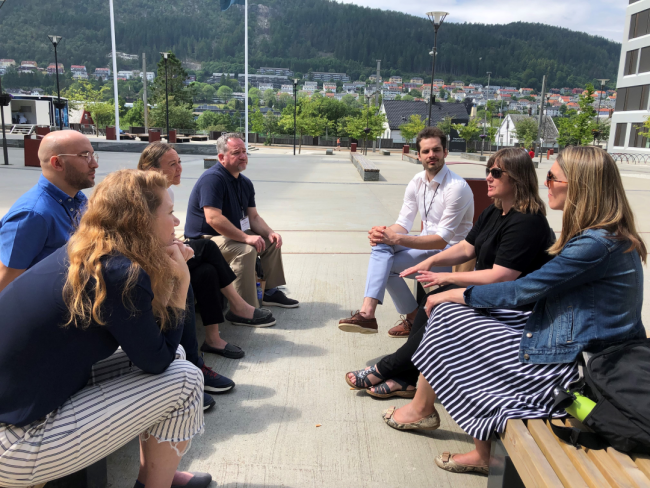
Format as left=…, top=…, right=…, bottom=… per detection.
left=388, top=316, right=412, bottom=338
left=338, top=311, right=378, bottom=334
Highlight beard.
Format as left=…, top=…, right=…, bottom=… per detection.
left=63, top=163, right=94, bottom=190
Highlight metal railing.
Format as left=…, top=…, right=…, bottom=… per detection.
left=609, top=153, right=650, bottom=165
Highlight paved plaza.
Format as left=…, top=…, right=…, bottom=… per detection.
left=1, top=145, right=650, bottom=488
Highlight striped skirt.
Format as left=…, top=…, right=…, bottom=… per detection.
left=0, top=346, right=204, bottom=487
left=412, top=303, right=579, bottom=442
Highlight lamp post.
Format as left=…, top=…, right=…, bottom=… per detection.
left=160, top=52, right=170, bottom=139
left=292, top=78, right=298, bottom=156
left=594, top=78, right=609, bottom=146
left=47, top=35, right=64, bottom=130
left=0, top=75, right=10, bottom=165
left=481, top=71, right=491, bottom=155
left=364, top=92, right=374, bottom=155
left=426, top=11, right=448, bottom=127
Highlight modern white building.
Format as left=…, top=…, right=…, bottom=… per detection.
left=609, top=0, right=650, bottom=152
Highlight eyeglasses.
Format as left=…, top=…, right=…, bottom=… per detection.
left=546, top=170, right=567, bottom=186
left=57, top=151, right=99, bottom=164
left=486, top=167, right=506, bottom=179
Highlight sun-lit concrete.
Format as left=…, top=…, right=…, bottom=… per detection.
left=1, top=145, right=649, bottom=488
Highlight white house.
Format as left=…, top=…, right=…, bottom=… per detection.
left=495, top=114, right=558, bottom=146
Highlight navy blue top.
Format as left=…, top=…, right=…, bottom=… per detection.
left=0, top=246, right=184, bottom=427
left=0, top=175, right=87, bottom=269
left=184, top=163, right=256, bottom=239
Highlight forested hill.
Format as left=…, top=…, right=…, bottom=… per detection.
left=0, top=0, right=620, bottom=89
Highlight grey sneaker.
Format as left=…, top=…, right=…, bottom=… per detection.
left=225, top=308, right=276, bottom=327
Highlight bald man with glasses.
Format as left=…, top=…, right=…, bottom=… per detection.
left=0, top=131, right=98, bottom=293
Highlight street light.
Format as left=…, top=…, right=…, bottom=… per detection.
left=0, top=77, right=10, bottom=165
left=426, top=11, right=448, bottom=127
left=482, top=71, right=491, bottom=155
left=160, top=52, right=170, bottom=140
left=48, top=35, right=65, bottom=130
left=594, top=78, right=610, bottom=146
left=364, top=92, right=374, bottom=155
left=292, top=78, right=298, bottom=156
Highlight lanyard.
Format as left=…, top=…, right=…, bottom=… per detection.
left=231, top=177, right=246, bottom=219
left=422, top=173, right=447, bottom=229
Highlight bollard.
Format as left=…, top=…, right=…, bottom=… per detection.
left=24, top=134, right=42, bottom=167
left=547, top=149, right=552, bottom=160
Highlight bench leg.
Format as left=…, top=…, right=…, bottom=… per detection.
left=488, top=437, right=525, bottom=488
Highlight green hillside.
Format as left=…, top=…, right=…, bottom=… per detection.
left=0, top=0, right=620, bottom=89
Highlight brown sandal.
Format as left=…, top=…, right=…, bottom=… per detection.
left=435, top=452, right=489, bottom=475
left=366, top=378, right=416, bottom=399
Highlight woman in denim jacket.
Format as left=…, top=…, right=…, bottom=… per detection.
left=381, top=146, right=647, bottom=476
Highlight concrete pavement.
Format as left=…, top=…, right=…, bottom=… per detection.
left=1, top=146, right=649, bottom=487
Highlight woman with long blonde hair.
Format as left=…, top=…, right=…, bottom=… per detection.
left=381, top=147, right=646, bottom=477
left=0, top=170, right=212, bottom=488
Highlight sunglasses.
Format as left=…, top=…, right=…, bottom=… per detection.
left=486, top=167, right=506, bottom=179
left=546, top=171, right=568, bottom=185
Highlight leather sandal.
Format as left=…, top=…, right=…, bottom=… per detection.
left=435, top=452, right=489, bottom=475
left=366, top=378, right=416, bottom=399
left=345, top=365, right=385, bottom=390
left=382, top=406, right=440, bottom=431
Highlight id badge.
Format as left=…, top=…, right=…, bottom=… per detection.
left=240, top=216, right=251, bottom=232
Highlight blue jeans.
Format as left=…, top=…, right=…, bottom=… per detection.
left=364, top=244, right=452, bottom=314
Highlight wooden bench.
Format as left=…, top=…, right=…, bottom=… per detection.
left=190, top=135, right=209, bottom=142
left=402, top=152, right=419, bottom=164
left=490, top=418, right=650, bottom=488
left=350, top=152, right=380, bottom=181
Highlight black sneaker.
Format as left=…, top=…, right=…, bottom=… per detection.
left=203, top=392, right=216, bottom=411
left=200, top=363, right=235, bottom=394
left=225, top=308, right=276, bottom=327
left=262, top=290, right=299, bottom=308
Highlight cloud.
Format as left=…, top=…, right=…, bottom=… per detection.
left=336, top=0, right=626, bottom=42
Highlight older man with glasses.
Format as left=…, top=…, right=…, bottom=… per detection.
left=0, top=131, right=98, bottom=293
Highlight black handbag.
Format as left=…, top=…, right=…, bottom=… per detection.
left=549, top=339, right=650, bottom=454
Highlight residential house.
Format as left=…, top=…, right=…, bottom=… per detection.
left=335, top=92, right=358, bottom=100
left=560, top=87, right=572, bottom=95
left=259, top=67, right=293, bottom=77
left=368, top=75, right=382, bottom=83
left=453, top=91, right=467, bottom=101
left=307, top=72, right=349, bottom=82
left=353, top=81, right=366, bottom=88
left=140, top=71, right=154, bottom=82
left=380, top=100, right=469, bottom=148
left=323, top=83, right=337, bottom=92
left=70, top=65, right=88, bottom=80
left=21, top=61, right=37, bottom=68
left=403, top=83, right=419, bottom=91
left=93, top=68, right=111, bottom=80
left=342, top=83, right=356, bottom=92
left=433, top=79, right=445, bottom=85
left=302, top=82, right=318, bottom=92
left=207, top=73, right=235, bottom=84
left=46, top=63, right=64, bottom=75
left=258, top=83, right=274, bottom=92
left=451, top=80, right=464, bottom=87
left=410, top=77, right=424, bottom=84
left=239, top=73, right=289, bottom=89
left=183, top=74, right=197, bottom=86
left=280, top=84, right=294, bottom=94
left=389, top=76, right=402, bottom=84
left=381, top=89, right=401, bottom=100
left=117, top=70, right=134, bottom=80
left=495, top=114, right=558, bottom=146
left=0, top=59, right=15, bottom=68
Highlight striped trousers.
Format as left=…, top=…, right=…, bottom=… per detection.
left=0, top=346, right=204, bottom=488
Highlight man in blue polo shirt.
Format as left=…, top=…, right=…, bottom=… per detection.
left=0, top=131, right=97, bottom=293
left=185, top=133, right=299, bottom=309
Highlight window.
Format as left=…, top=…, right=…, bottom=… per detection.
left=615, top=85, right=650, bottom=111
left=615, top=123, right=627, bottom=147
left=616, top=88, right=627, bottom=112
left=629, top=123, right=650, bottom=148
left=630, top=9, right=650, bottom=39
left=625, top=49, right=639, bottom=75
left=640, top=47, right=650, bottom=73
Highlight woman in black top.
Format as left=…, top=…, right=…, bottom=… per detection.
left=0, top=170, right=211, bottom=488
left=346, top=148, right=554, bottom=398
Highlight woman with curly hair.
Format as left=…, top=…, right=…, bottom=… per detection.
left=0, top=170, right=211, bottom=488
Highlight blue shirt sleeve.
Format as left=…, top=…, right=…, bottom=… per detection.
left=0, top=211, right=49, bottom=269
left=103, top=266, right=183, bottom=374
left=197, top=174, right=227, bottom=211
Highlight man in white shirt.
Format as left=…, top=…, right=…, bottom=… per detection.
left=338, top=127, right=474, bottom=336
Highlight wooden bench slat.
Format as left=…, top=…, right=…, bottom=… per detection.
left=607, top=448, right=650, bottom=488
left=501, top=419, right=564, bottom=488
left=545, top=420, right=612, bottom=488
left=564, top=419, right=636, bottom=488
left=528, top=419, right=590, bottom=488
left=633, top=455, right=650, bottom=480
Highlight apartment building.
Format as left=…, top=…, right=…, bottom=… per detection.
left=609, top=0, right=650, bottom=152
left=308, top=72, right=350, bottom=82
left=259, top=67, right=294, bottom=77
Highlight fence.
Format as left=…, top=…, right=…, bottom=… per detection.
left=609, top=153, right=650, bottom=164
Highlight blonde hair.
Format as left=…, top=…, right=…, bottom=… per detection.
left=137, top=141, right=175, bottom=171
left=63, top=169, right=181, bottom=329
left=548, top=146, right=647, bottom=262
left=488, top=147, right=546, bottom=216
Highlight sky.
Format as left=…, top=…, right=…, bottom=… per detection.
left=338, top=0, right=627, bottom=43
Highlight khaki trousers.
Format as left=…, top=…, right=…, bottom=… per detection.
left=209, top=231, right=286, bottom=307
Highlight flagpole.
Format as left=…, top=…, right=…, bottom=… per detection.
left=109, top=0, right=120, bottom=141
left=244, top=0, right=248, bottom=152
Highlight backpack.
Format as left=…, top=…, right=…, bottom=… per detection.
left=549, top=339, right=650, bottom=454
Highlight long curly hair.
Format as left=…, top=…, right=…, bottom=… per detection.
left=63, top=169, right=180, bottom=329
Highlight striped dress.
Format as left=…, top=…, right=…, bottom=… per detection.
left=412, top=303, right=579, bottom=441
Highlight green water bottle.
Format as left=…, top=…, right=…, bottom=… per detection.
left=564, top=392, right=597, bottom=422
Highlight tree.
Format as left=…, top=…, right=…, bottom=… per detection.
left=557, top=84, right=598, bottom=146
left=514, top=117, right=538, bottom=148
left=262, top=89, right=276, bottom=108
left=250, top=109, right=265, bottom=133
left=123, top=99, right=145, bottom=127
left=452, top=119, right=481, bottom=152
left=217, top=85, right=233, bottom=101
left=437, top=116, right=455, bottom=142
left=279, top=101, right=328, bottom=154
left=399, top=114, right=425, bottom=146
left=263, top=111, right=280, bottom=144
left=402, top=94, right=414, bottom=101
left=410, top=89, right=422, bottom=98
left=196, top=111, right=220, bottom=130
left=150, top=101, right=196, bottom=130
left=152, top=52, right=192, bottom=109
left=343, top=105, right=387, bottom=151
